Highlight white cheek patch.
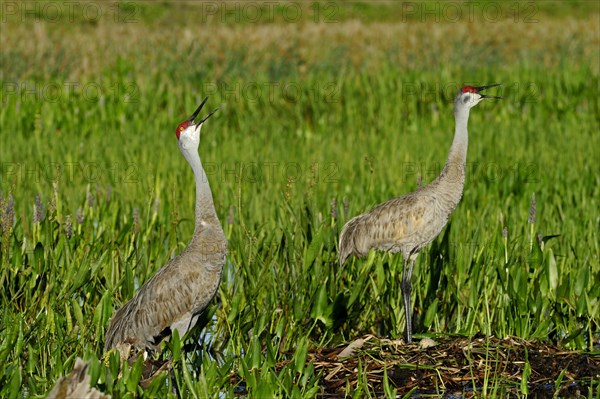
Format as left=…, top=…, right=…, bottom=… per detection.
left=181, top=139, right=192, bottom=150
left=180, top=131, right=196, bottom=150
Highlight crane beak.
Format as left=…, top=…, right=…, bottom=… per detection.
left=475, top=84, right=502, bottom=99
left=188, top=97, right=220, bottom=127
left=195, top=106, right=220, bottom=127
left=189, top=97, right=209, bottom=123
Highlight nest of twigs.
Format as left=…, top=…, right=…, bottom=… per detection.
left=236, top=335, right=600, bottom=398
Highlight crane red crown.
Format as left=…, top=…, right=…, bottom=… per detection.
left=176, top=120, right=191, bottom=140
left=461, top=86, right=478, bottom=93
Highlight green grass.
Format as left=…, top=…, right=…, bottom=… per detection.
left=1, top=1, right=599, bottom=397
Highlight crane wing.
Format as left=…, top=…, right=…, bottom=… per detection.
left=339, top=192, right=441, bottom=264
left=104, top=252, right=222, bottom=352
left=368, top=193, right=439, bottom=252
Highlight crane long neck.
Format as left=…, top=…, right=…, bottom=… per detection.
left=187, top=152, right=220, bottom=236
left=430, top=106, right=470, bottom=203
left=447, top=106, right=469, bottom=167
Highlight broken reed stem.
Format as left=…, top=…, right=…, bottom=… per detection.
left=528, top=193, right=536, bottom=252
left=503, top=226, right=508, bottom=265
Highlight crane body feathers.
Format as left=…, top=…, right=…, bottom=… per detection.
left=104, top=240, right=226, bottom=351
left=338, top=177, right=463, bottom=266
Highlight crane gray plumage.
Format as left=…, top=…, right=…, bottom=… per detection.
left=47, top=358, right=110, bottom=399
left=104, top=98, right=227, bottom=354
left=339, top=84, right=501, bottom=343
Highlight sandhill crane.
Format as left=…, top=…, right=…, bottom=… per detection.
left=105, top=98, right=227, bottom=356
left=339, top=84, right=501, bottom=343
left=47, top=358, right=110, bottom=399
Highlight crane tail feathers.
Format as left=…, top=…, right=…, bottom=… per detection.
left=338, top=214, right=368, bottom=265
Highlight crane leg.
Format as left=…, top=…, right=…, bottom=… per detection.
left=401, top=256, right=416, bottom=343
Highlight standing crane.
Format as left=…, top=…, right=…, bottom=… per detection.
left=105, top=97, right=227, bottom=356
left=339, top=84, right=501, bottom=343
